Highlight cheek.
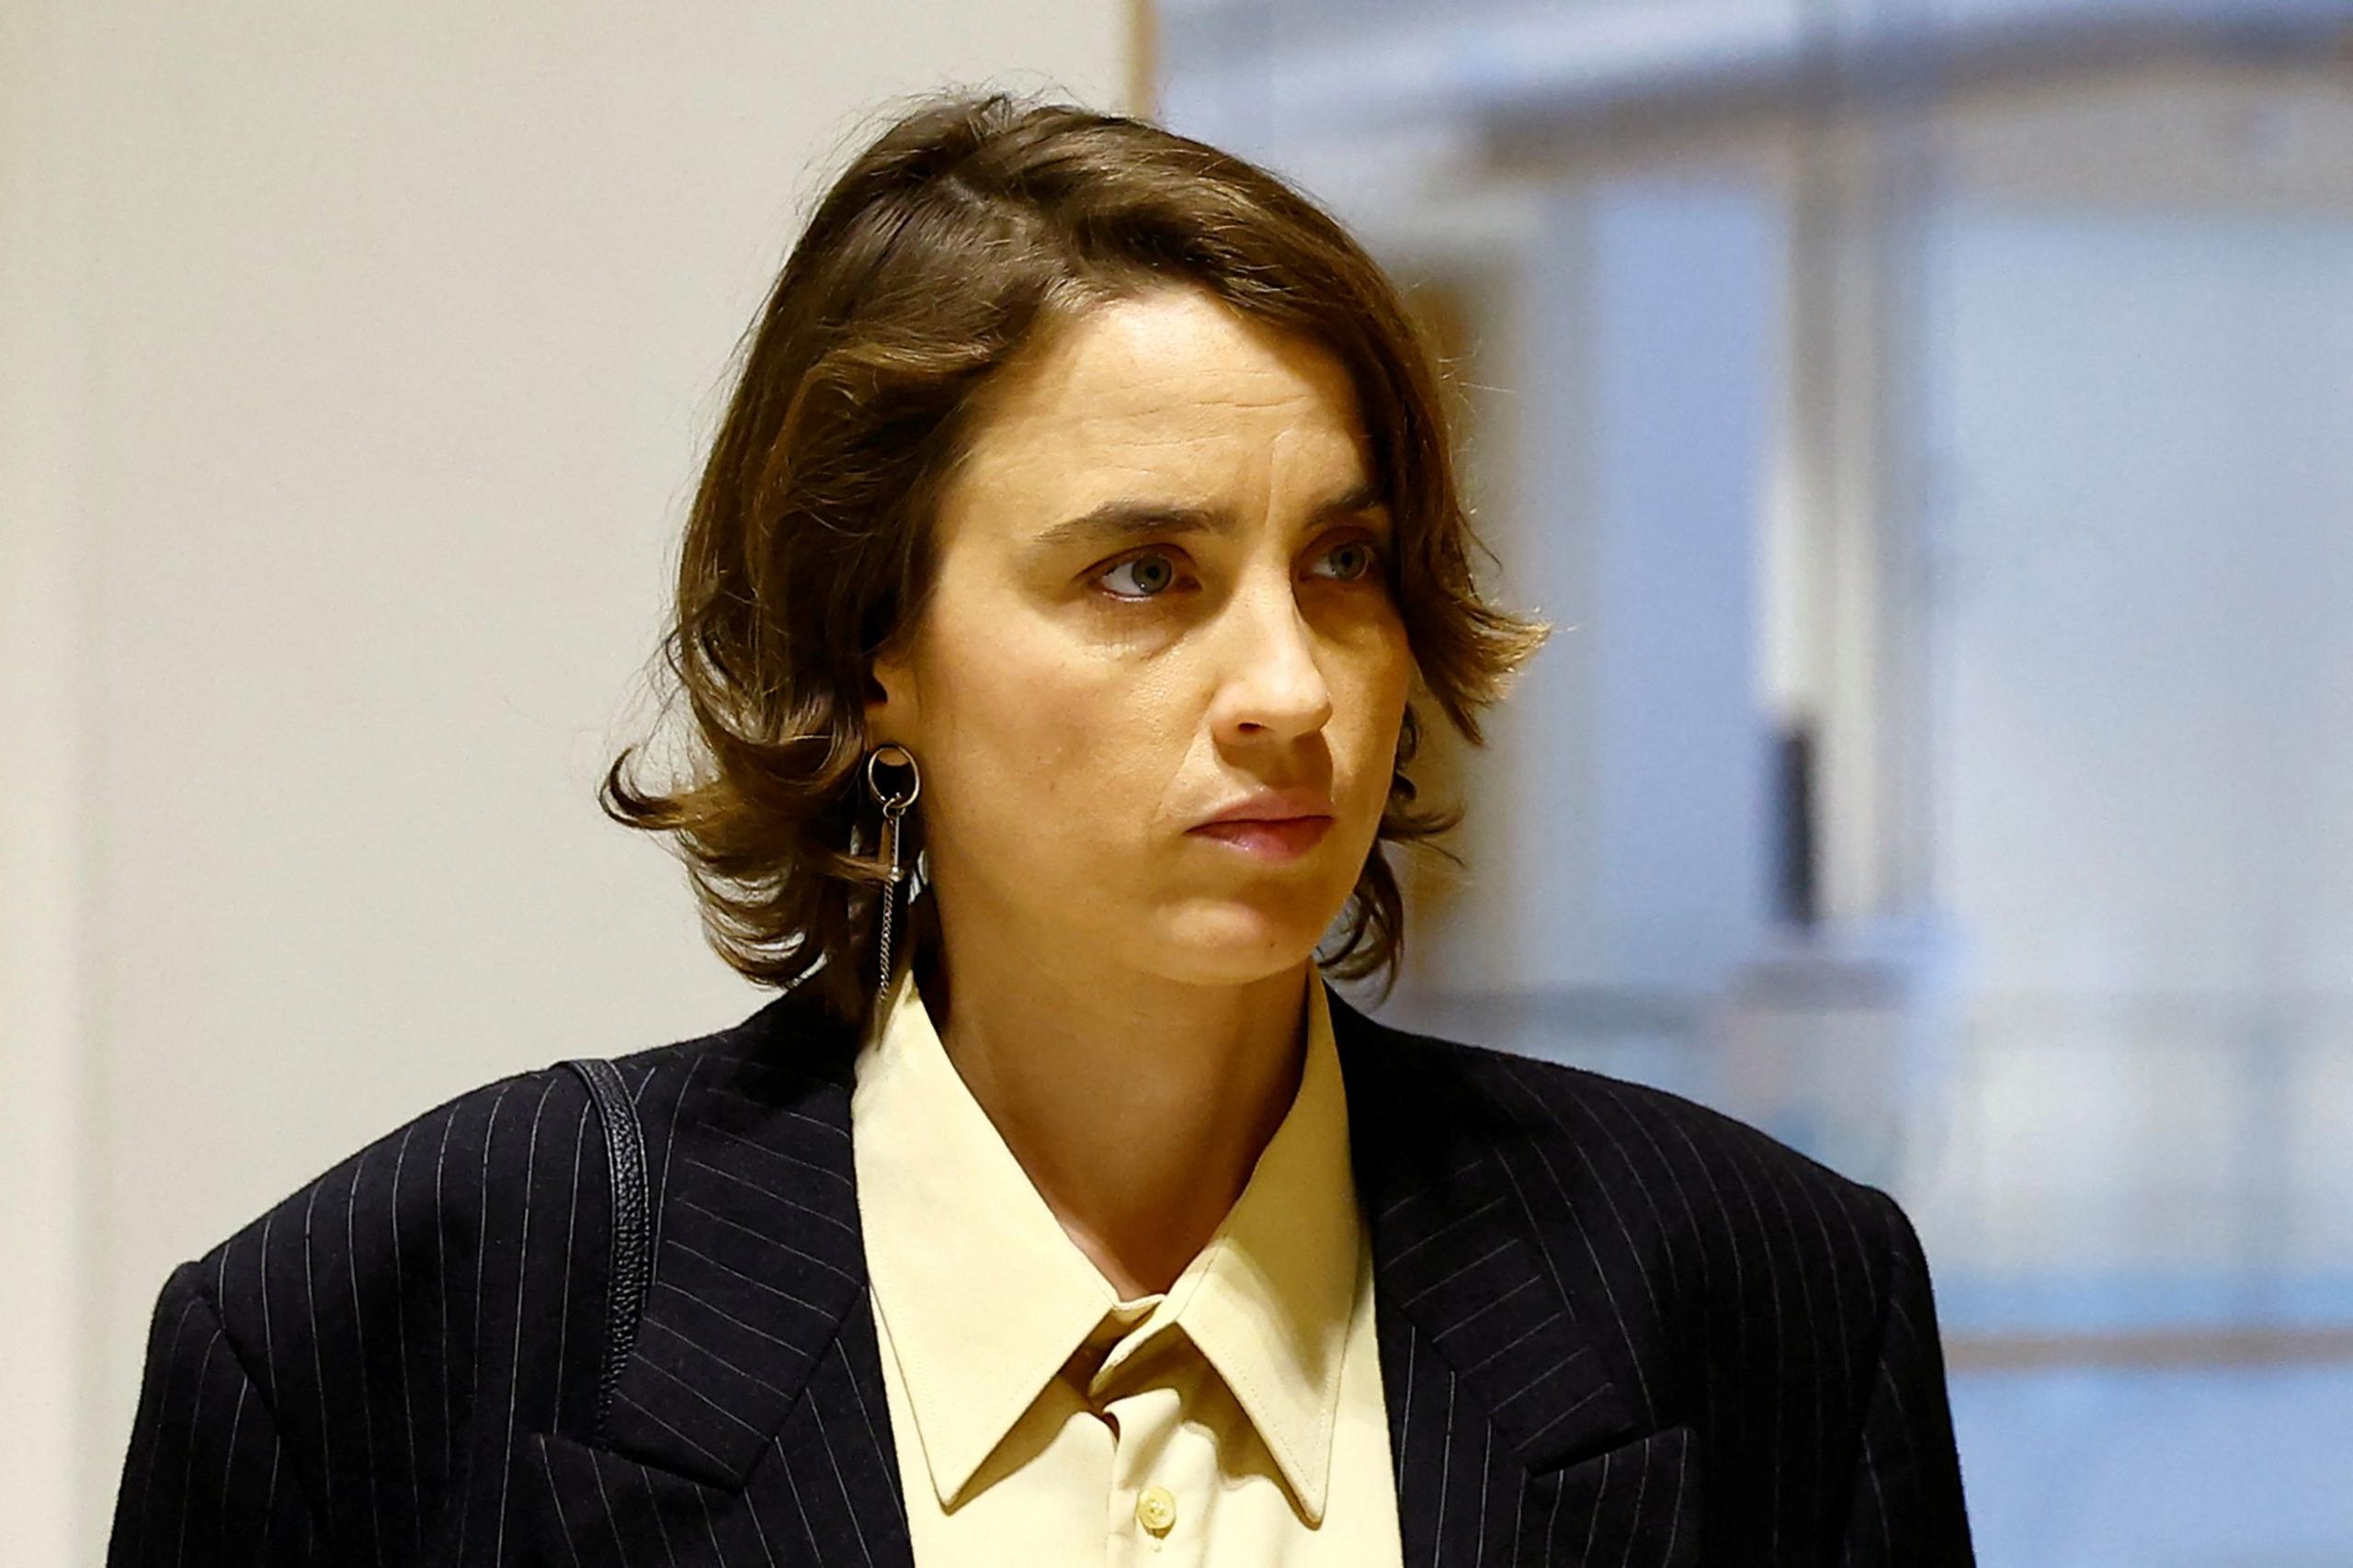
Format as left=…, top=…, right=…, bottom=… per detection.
left=925, top=636, right=1173, bottom=851
left=1340, top=631, right=1414, bottom=757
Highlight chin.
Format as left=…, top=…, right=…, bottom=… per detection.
left=1153, top=902, right=1340, bottom=985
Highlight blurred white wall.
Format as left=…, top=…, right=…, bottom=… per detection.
left=0, top=6, right=1126, bottom=1562
left=1925, top=200, right=2353, bottom=1285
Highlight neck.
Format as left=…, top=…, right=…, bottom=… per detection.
left=914, top=925, right=1313, bottom=1300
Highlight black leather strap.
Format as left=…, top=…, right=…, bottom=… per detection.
left=559, top=1056, right=651, bottom=1437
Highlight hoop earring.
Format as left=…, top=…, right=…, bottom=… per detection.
left=863, top=744, right=922, bottom=1008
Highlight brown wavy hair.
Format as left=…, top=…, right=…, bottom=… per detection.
left=599, top=87, right=1552, bottom=1040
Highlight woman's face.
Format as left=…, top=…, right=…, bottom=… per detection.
left=867, top=283, right=1413, bottom=989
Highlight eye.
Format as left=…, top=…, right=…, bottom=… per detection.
left=1313, top=535, right=1386, bottom=583
left=1096, top=548, right=1187, bottom=601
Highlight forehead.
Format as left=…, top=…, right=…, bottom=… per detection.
left=949, top=286, right=1370, bottom=516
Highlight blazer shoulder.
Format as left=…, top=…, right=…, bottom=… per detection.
left=124, top=996, right=820, bottom=1540
left=179, top=1062, right=591, bottom=1370
left=169, top=994, right=804, bottom=1403
left=1366, top=1019, right=1916, bottom=1330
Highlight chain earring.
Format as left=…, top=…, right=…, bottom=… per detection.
left=864, top=744, right=922, bottom=1008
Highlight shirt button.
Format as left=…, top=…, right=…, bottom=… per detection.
left=1135, top=1484, right=1177, bottom=1536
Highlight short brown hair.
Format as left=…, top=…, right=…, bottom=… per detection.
left=600, top=88, right=1551, bottom=1039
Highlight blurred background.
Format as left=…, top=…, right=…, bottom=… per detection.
left=4, top=1, right=2347, bottom=1563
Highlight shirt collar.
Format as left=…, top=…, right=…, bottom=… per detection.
left=849, top=964, right=1363, bottom=1523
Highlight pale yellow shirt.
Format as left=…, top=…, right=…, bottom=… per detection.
left=848, top=964, right=1404, bottom=1567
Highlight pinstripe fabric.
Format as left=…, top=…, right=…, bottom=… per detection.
left=111, top=980, right=1973, bottom=1566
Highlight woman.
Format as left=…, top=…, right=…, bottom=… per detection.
left=110, top=91, right=1974, bottom=1566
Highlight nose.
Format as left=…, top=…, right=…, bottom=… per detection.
left=1207, top=568, right=1336, bottom=744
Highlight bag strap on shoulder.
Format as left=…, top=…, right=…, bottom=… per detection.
left=558, top=1057, right=652, bottom=1439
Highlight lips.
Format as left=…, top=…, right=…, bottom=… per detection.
left=1188, top=814, right=1334, bottom=860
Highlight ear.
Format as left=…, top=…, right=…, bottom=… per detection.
left=864, top=644, right=918, bottom=751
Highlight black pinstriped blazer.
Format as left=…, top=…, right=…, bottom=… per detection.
left=110, top=978, right=1974, bottom=1566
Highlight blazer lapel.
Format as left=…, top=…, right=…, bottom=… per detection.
left=530, top=987, right=915, bottom=1568
left=1331, top=983, right=1703, bottom=1566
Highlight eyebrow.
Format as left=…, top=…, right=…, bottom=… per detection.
left=1029, top=481, right=1387, bottom=553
